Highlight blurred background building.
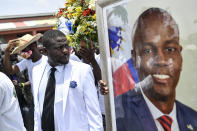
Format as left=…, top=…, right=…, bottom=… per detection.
left=0, top=0, right=65, bottom=44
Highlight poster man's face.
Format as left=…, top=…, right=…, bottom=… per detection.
left=133, top=14, right=182, bottom=99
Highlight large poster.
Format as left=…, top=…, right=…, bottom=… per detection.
left=96, top=0, right=197, bottom=130
left=127, top=0, right=197, bottom=111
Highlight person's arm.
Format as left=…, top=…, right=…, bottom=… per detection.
left=21, top=81, right=33, bottom=105
left=24, top=81, right=31, bottom=87
left=17, top=81, right=31, bottom=88
left=90, top=57, right=102, bottom=82
left=13, top=80, right=32, bottom=105
left=3, top=41, right=20, bottom=75
left=83, top=66, right=103, bottom=131
left=79, top=47, right=101, bottom=82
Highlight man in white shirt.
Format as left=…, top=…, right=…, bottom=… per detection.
left=116, top=7, right=197, bottom=131
left=32, top=30, right=103, bottom=131
left=4, top=33, right=46, bottom=89
left=0, top=71, right=26, bottom=131
left=3, top=33, right=47, bottom=131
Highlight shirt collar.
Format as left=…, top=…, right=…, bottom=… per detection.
left=46, top=62, right=65, bottom=73
left=141, top=88, right=177, bottom=120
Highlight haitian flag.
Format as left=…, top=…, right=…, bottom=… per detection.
left=107, top=6, right=139, bottom=97
left=112, top=58, right=139, bottom=97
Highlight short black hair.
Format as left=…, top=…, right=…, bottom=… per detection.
left=132, top=7, right=179, bottom=49
left=42, top=30, right=66, bottom=48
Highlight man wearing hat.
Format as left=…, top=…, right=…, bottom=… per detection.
left=4, top=33, right=47, bottom=87
left=3, top=33, right=47, bottom=131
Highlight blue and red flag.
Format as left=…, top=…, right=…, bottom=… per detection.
left=113, top=58, right=139, bottom=97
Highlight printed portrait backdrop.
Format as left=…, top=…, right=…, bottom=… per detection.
left=97, top=0, right=197, bottom=130
left=127, top=0, right=197, bottom=111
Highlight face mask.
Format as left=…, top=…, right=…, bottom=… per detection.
left=19, top=50, right=32, bottom=59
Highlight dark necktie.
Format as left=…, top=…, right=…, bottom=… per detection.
left=157, top=115, right=173, bottom=131
left=41, top=67, right=56, bottom=131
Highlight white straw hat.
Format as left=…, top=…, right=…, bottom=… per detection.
left=11, top=33, right=42, bottom=54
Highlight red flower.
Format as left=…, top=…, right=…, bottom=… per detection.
left=86, top=8, right=91, bottom=14
left=82, top=10, right=88, bottom=16
left=57, top=10, right=63, bottom=17
left=91, top=10, right=95, bottom=15
left=60, top=8, right=65, bottom=12
left=82, top=8, right=93, bottom=17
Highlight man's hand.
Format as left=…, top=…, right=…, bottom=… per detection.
left=3, top=39, right=20, bottom=75
left=12, top=80, right=24, bottom=88
left=78, top=47, right=95, bottom=64
left=5, top=39, right=18, bottom=53
left=99, top=80, right=109, bottom=95
left=78, top=40, right=102, bottom=82
left=12, top=80, right=19, bottom=87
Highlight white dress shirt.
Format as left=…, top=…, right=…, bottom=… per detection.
left=38, top=62, right=65, bottom=131
left=141, top=89, right=180, bottom=131
left=0, top=72, right=26, bottom=131
left=33, top=59, right=103, bottom=131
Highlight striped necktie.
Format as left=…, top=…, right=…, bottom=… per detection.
left=157, top=115, right=173, bottom=131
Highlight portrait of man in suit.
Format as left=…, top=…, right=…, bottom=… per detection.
left=116, top=7, right=197, bottom=131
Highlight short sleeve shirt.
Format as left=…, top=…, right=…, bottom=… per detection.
left=17, top=55, right=47, bottom=86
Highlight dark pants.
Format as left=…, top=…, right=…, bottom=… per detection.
left=15, top=86, right=34, bottom=131
left=21, top=105, right=34, bottom=131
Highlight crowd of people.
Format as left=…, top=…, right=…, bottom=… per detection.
left=0, top=7, right=197, bottom=131
left=0, top=30, right=108, bottom=131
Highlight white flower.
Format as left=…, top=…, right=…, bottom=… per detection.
left=88, top=0, right=96, bottom=10
left=68, top=6, right=74, bottom=12
left=70, top=18, right=76, bottom=25
left=91, top=21, right=97, bottom=27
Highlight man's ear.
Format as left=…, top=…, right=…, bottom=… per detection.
left=43, top=47, right=48, bottom=56
left=180, top=45, right=182, bottom=52
left=131, top=49, right=137, bottom=68
left=31, top=43, right=36, bottom=50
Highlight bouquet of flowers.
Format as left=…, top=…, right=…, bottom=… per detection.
left=55, top=0, right=98, bottom=49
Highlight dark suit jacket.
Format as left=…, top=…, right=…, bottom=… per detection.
left=115, top=89, right=197, bottom=131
